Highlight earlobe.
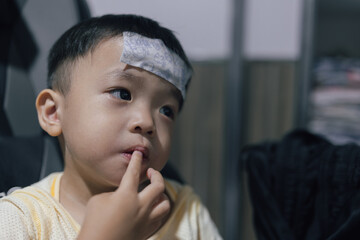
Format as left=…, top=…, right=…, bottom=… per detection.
left=36, top=89, right=63, bottom=136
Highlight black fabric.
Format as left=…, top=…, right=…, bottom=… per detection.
left=0, top=136, right=44, bottom=192
left=242, top=129, right=360, bottom=240
left=0, top=63, right=12, bottom=136
left=0, top=0, right=39, bottom=137
left=0, top=0, right=38, bottom=71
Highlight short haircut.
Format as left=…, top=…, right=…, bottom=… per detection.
left=47, top=14, right=192, bottom=100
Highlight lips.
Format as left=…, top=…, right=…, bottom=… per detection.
left=123, top=146, right=150, bottom=161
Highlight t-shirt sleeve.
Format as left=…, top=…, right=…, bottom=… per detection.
left=0, top=200, right=32, bottom=240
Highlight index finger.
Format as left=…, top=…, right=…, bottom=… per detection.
left=118, top=150, right=143, bottom=191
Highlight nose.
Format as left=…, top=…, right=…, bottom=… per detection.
left=128, top=108, right=156, bottom=136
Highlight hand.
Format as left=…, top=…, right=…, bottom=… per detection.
left=77, top=151, right=171, bottom=240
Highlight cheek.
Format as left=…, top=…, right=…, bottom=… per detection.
left=62, top=102, right=115, bottom=159
left=153, top=124, right=173, bottom=170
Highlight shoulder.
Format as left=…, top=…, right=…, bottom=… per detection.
left=0, top=186, right=41, bottom=239
left=0, top=172, right=61, bottom=199
left=0, top=203, right=32, bottom=239
left=164, top=179, right=197, bottom=200
left=0, top=172, right=64, bottom=219
left=32, top=172, right=62, bottom=193
left=164, top=179, right=208, bottom=216
left=161, top=179, right=223, bottom=240
left=0, top=172, right=70, bottom=239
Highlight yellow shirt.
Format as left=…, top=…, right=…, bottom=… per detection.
left=0, top=173, right=222, bottom=240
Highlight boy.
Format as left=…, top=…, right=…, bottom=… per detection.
left=0, top=14, right=222, bottom=239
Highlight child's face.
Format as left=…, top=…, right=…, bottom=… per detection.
left=58, top=37, right=180, bottom=188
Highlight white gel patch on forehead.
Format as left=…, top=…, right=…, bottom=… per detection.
left=120, top=31, right=192, bottom=99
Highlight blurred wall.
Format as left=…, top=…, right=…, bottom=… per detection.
left=241, top=0, right=303, bottom=144
left=86, top=0, right=232, bottom=61
left=243, top=0, right=302, bottom=60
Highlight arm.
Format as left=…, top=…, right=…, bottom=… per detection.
left=77, top=151, right=170, bottom=240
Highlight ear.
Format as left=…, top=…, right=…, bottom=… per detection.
left=36, top=89, right=63, bottom=137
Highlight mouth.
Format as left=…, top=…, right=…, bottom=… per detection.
left=122, top=146, right=150, bottom=161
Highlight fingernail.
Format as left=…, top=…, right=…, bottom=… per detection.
left=133, top=150, right=143, bottom=157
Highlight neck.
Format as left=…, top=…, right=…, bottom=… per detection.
left=59, top=169, right=88, bottom=225
left=59, top=163, right=116, bottom=225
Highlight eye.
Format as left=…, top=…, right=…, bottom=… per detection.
left=160, top=106, right=175, bottom=119
left=109, top=88, right=131, bottom=101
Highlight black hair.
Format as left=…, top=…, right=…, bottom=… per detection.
left=47, top=14, right=192, bottom=101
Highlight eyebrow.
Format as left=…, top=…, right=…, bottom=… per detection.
left=104, top=68, right=141, bottom=82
